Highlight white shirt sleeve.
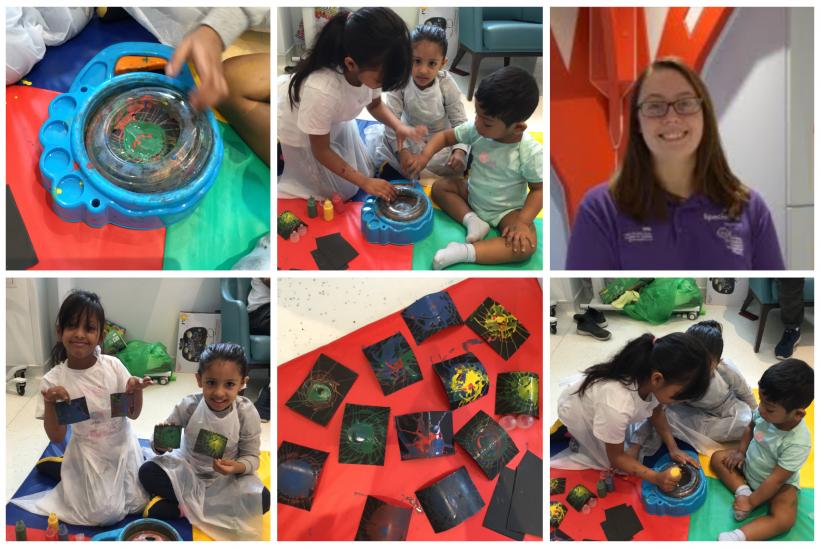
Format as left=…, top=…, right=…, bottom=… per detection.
left=718, top=358, right=758, bottom=410
left=296, top=84, right=339, bottom=137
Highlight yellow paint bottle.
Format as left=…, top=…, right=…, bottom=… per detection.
left=323, top=199, right=334, bottom=221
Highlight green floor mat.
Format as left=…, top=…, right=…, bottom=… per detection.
left=163, top=123, right=270, bottom=270
left=411, top=209, right=542, bottom=270
left=688, top=478, right=813, bottom=540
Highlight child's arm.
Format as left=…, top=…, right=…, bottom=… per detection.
left=605, top=442, right=679, bottom=492
left=367, top=96, right=427, bottom=153
left=41, top=386, right=70, bottom=444
left=125, top=376, right=154, bottom=420
left=308, top=133, right=397, bottom=201
left=501, top=182, right=543, bottom=251
left=746, top=466, right=794, bottom=508
left=724, top=418, right=755, bottom=470
left=408, top=128, right=458, bottom=178
left=440, top=76, right=470, bottom=171
left=718, top=359, right=758, bottom=410
left=649, top=405, right=700, bottom=468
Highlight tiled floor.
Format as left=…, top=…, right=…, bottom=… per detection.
left=5, top=371, right=270, bottom=500
left=549, top=303, right=814, bottom=424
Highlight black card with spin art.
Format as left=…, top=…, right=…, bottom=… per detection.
left=465, top=297, right=530, bottom=359
left=400, top=291, right=464, bottom=345
left=394, top=410, right=454, bottom=460
left=362, top=332, right=422, bottom=396
left=454, top=410, right=519, bottom=480
left=55, top=397, right=91, bottom=425
left=354, top=495, right=413, bottom=541
left=277, top=210, right=307, bottom=240
left=415, top=466, right=484, bottom=533
left=193, top=428, right=228, bottom=459
left=285, top=354, right=358, bottom=426
left=338, top=403, right=390, bottom=465
left=565, top=483, right=595, bottom=512
left=495, top=372, right=539, bottom=417
left=432, top=353, right=489, bottom=410
left=277, top=441, right=330, bottom=511
left=110, top=392, right=133, bottom=418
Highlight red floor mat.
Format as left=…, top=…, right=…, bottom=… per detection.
left=277, top=198, right=412, bottom=270
left=278, top=278, right=543, bottom=540
left=7, top=85, right=165, bottom=270
left=550, top=468, right=690, bottom=540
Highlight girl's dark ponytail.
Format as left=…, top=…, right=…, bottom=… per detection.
left=288, top=10, right=350, bottom=108
left=288, top=8, right=411, bottom=109
left=576, top=332, right=710, bottom=402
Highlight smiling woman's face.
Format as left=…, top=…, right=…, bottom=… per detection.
left=637, top=68, right=704, bottom=163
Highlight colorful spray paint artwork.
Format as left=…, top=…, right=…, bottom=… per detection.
left=362, top=332, right=422, bottom=395
left=432, top=353, right=489, bottom=409
left=286, top=354, right=358, bottom=426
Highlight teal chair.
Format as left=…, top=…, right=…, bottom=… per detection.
left=740, top=279, right=813, bottom=352
left=450, top=7, right=543, bottom=100
left=220, top=278, right=270, bottom=366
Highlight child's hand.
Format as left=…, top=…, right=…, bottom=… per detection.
left=213, top=458, right=246, bottom=475
left=399, top=149, right=416, bottom=178
left=723, top=449, right=745, bottom=471
left=126, top=376, right=154, bottom=394
left=405, top=153, right=429, bottom=180
left=501, top=215, right=536, bottom=254
left=654, top=467, right=680, bottom=492
left=669, top=449, right=700, bottom=469
left=362, top=178, right=398, bottom=201
left=446, top=149, right=467, bottom=173
left=395, top=124, right=428, bottom=152
left=42, top=386, right=70, bottom=404
left=733, top=494, right=753, bottom=513
left=167, top=25, right=229, bottom=110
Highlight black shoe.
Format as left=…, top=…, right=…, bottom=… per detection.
left=574, top=316, right=612, bottom=341
left=584, top=307, right=607, bottom=327
left=775, top=328, right=801, bottom=359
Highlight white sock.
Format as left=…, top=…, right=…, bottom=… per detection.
left=433, top=242, right=475, bottom=270
left=718, top=529, right=746, bottom=541
left=462, top=212, right=490, bottom=243
left=733, top=485, right=752, bottom=520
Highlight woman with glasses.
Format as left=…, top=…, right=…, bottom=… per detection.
left=566, top=58, right=784, bottom=269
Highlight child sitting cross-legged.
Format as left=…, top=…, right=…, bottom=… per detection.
left=407, top=66, right=543, bottom=269
left=710, top=359, right=813, bottom=541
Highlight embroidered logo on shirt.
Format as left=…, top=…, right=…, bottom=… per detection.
left=716, top=226, right=744, bottom=256
left=704, top=212, right=731, bottom=222
left=623, top=227, right=653, bottom=243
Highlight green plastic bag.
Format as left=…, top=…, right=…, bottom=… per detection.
left=623, top=278, right=703, bottom=324
left=117, top=341, right=174, bottom=378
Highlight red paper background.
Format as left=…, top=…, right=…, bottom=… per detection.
left=277, top=278, right=543, bottom=540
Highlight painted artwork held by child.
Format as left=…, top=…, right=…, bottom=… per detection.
left=286, top=354, right=358, bottom=426
left=153, top=424, right=182, bottom=449
left=432, top=352, right=489, bottom=409
left=454, top=410, right=520, bottom=480
left=415, top=466, right=485, bottom=533
left=394, top=410, right=454, bottom=460
left=338, top=403, right=390, bottom=466
left=193, top=429, right=228, bottom=459
left=401, top=291, right=464, bottom=345
left=495, top=372, right=539, bottom=417
left=362, top=332, right=422, bottom=395
left=465, top=297, right=530, bottom=359
left=277, top=441, right=329, bottom=511
left=110, top=392, right=133, bottom=418
left=354, top=496, right=413, bottom=541
left=55, top=397, right=91, bottom=425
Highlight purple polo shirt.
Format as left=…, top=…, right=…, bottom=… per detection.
left=566, top=183, right=785, bottom=270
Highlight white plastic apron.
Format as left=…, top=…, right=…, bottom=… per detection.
left=11, top=359, right=148, bottom=525
left=152, top=397, right=263, bottom=540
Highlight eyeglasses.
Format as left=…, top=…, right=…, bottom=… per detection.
left=637, top=97, right=703, bottom=118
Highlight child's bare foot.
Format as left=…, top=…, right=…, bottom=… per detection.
left=433, top=242, right=475, bottom=270
left=462, top=212, right=490, bottom=243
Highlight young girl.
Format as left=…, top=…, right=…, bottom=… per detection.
left=660, top=320, right=757, bottom=456
left=566, top=58, right=784, bottom=270
left=11, top=291, right=151, bottom=525
left=365, top=22, right=469, bottom=180
left=551, top=333, right=711, bottom=492
left=277, top=8, right=427, bottom=202
left=139, top=343, right=268, bottom=541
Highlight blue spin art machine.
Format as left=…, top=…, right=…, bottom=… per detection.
left=641, top=451, right=707, bottom=516
left=361, top=180, right=433, bottom=245
left=39, top=42, right=223, bottom=229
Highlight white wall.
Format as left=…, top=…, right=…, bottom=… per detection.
left=6, top=278, right=51, bottom=367
left=41, top=279, right=222, bottom=361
